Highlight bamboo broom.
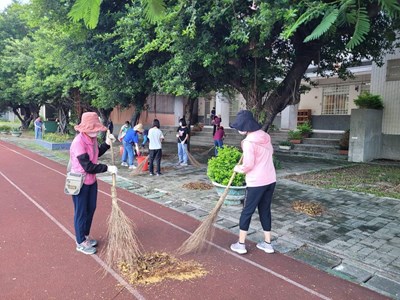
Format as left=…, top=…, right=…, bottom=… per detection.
left=130, top=155, right=149, bottom=176
left=177, top=155, right=244, bottom=255
left=179, top=137, right=202, bottom=167
left=102, top=131, right=142, bottom=269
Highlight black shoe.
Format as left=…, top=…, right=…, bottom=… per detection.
left=156, top=173, right=162, bottom=176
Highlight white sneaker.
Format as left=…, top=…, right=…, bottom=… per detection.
left=76, top=240, right=97, bottom=255
left=129, top=165, right=137, bottom=169
left=256, top=241, right=274, bottom=253
left=85, top=236, right=98, bottom=247
left=180, top=162, right=188, bottom=166
left=230, top=242, right=247, bottom=254
left=121, top=162, right=128, bottom=167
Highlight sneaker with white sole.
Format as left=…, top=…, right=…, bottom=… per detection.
left=85, top=236, right=98, bottom=247
left=230, top=242, right=247, bottom=254
left=76, top=240, right=97, bottom=255
left=121, top=162, right=128, bottom=167
left=180, top=162, right=188, bottom=166
left=129, top=165, right=137, bottom=169
left=256, top=241, right=274, bottom=253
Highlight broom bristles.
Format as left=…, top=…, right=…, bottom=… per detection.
left=185, top=148, right=202, bottom=167
left=103, top=131, right=142, bottom=270
left=130, top=155, right=149, bottom=176
left=177, top=157, right=243, bottom=255
left=102, top=187, right=143, bottom=269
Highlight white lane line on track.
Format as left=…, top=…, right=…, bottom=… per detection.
left=0, top=147, right=145, bottom=300
left=1, top=143, right=331, bottom=300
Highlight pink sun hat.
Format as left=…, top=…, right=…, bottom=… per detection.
left=74, top=112, right=107, bottom=133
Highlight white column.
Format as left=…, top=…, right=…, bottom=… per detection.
left=215, top=92, right=230, bottom=127
left=280, top=104, right=298, bottom=130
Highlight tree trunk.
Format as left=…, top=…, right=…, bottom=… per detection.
left=13, top=106, right=35, bottom=129
left=98, top=108, right=113, bottom=141
left=130, top=93, right=148, bottom=126
left=57, top=107, right=69, bottom=134
left=261, top=45, right=319, bottom=131
left=184, top=96, right=197, bottom=152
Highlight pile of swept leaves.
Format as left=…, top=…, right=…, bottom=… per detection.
left=118, top=252, right=207, bottom=285
left=291, top=200, right=324, bottom=216
left=182, top=182, right=214, bottom=190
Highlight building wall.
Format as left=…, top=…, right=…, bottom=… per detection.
left=371, top=49, right=400, bottom=135
left=298, top=74, right=371, bottom=130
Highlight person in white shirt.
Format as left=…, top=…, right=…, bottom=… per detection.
left=147, top=119, right=164, bottom=176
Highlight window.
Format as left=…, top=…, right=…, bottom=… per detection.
left=386, top=59, right=400, bottom=81
left=322, top=85, right=349, bottom=115
left=147, top=94, right=175, bottom=114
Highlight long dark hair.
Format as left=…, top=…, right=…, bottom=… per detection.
left=153, top=119, right=160, bottom=128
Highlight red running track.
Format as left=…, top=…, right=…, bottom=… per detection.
left=0, top=140, right=388, bottom=300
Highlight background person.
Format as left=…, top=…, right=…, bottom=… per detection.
left=213, top=125, right=225, bottom=156
left=229, top=110, right=276, bottom=255
left=210, top=107, right=216, bottom=125
left=123, top=123, right=143, bottom=169
left=212, top=114, right=221, bottom=136
left=69, top=112, right=117, bottom=255
left=148, top=119, right=164, bottom=176
left=34, top=117, right=43, bottom=139
left=176, top=118, right=189, bottom=166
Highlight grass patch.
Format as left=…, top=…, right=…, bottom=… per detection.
left=287, top=164, right=400, bottom=199
left=43, top=133, right=74, bottom=143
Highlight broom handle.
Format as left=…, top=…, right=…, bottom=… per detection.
left=107, top=130, right=116, bottom=188
left=220, top=155, right=244, bottom=197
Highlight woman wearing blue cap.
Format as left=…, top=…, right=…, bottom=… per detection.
left=229, top=110, right=276, bottom=254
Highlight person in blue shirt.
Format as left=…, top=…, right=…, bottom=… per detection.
left=122, top=123, right=143, bottom=169
left=141, top=128, right=149, bottom=149
left=34, top=117, right=43, bottom=139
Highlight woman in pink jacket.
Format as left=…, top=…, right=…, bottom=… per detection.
left=69, top=112, right=117, bottom=255
left=229, top=110, right=276, bottom=255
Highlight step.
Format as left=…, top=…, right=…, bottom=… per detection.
left=303, top=138, right=340, bottom=146
left=291, top=144, right=340, bottom=155
left=274, top=149, right=348, bottom=160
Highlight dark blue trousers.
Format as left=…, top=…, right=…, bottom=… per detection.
left=239, top=182, right=276, bottom=231
left=72, top=182, right=98, bottom=244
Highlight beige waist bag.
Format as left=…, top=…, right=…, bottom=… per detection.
left=64, top=160, right=85, bottom=195
left=64, top=172, right=85, bottom=195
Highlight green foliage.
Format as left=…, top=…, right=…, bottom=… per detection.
left=346, top=7, right=370, bottom=49
left=0, top=125, right=11, bottom=132
left=282, top=0, right=400, bottom=49
left=297, top=122, right=312, bottom=135
left=273, top=155, right=282, bottom=170
left=10, top=127, right=22, bottom=132
left=142, top=0, right=166, bottom=24
left=207, top=146, right=245, bottom=187
left=354, top=92, right=384, bottom=109
left=339, top=129, right=350, bottom=150
left=43, top=133, right=74, bottom=143
left=288, top=130, right=302, bottom=140
left=279, top=140, right=293, bottom=147
left=68, top=0, right=101, bottom=29
left=303, top=8, right=339, bottom=43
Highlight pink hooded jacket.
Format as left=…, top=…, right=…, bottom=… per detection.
left=69, top=133, right=100, bottom=185
left=237, top=130, right=276, bottom=187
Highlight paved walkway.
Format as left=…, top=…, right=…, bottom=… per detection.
left=3, top=136, right=400, bottom=299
